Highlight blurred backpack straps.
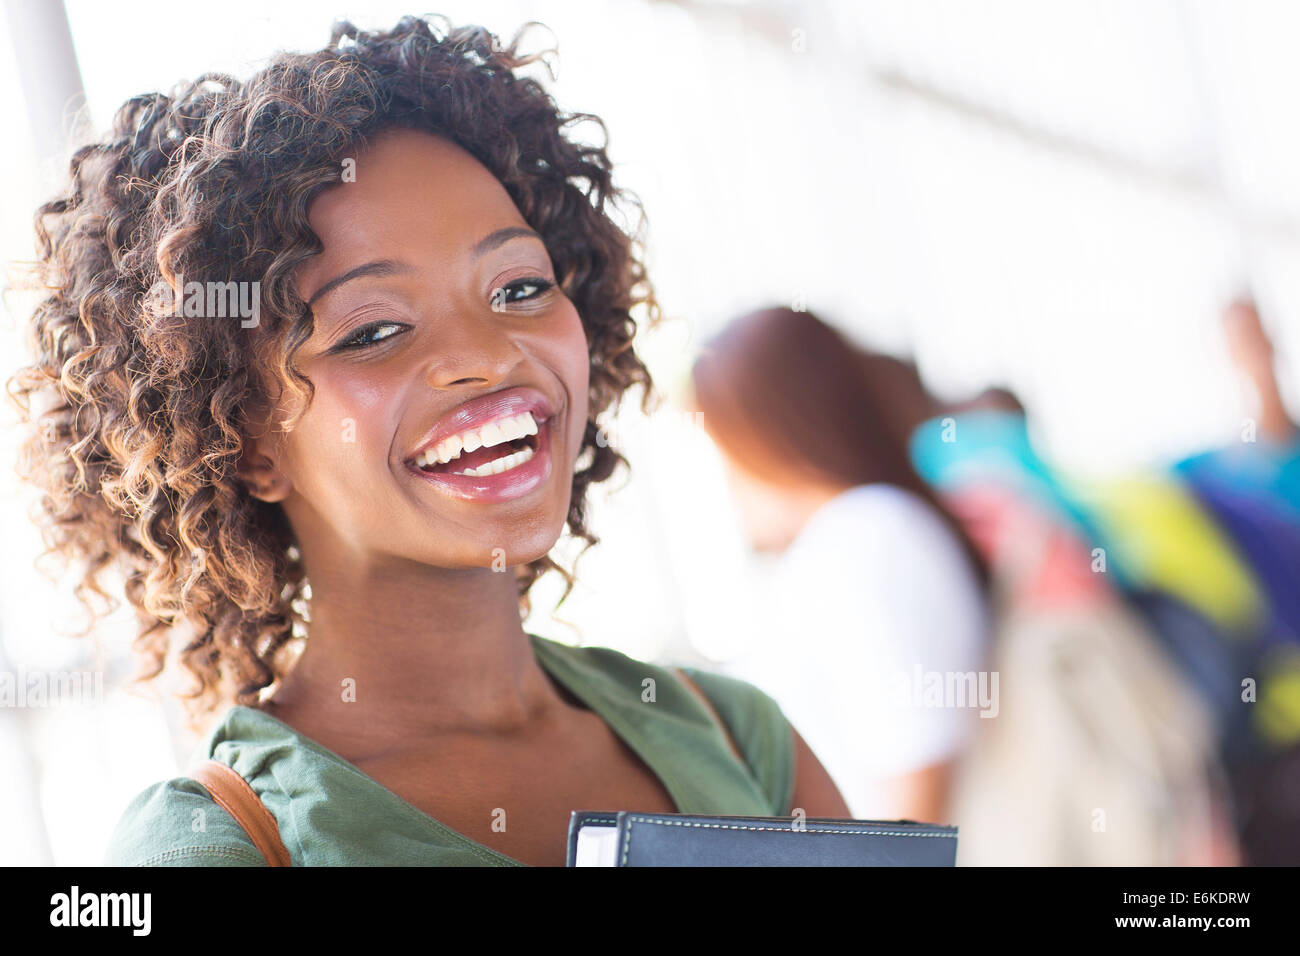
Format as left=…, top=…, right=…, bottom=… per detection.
left=188, top=759, right=291, bottom=867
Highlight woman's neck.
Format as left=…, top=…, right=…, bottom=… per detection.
left=261, top=551, right=567, bottom=757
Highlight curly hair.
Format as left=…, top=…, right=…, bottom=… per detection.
left=7, top=14, right=660, bottom=722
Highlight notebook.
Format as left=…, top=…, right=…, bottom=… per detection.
left=567, top=810, right=958, bottom=866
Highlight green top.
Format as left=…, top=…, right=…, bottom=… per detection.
left=105, top=633, right=797, bottom=866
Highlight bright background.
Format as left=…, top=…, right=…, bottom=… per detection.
left=2, top=0, right=1297, bottom=863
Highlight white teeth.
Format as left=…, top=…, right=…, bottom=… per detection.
left=414, top=411, right=543, bottom=469
left=499, top=417, right=525, bottom=443
left=450, top=443, right=536, bottom=477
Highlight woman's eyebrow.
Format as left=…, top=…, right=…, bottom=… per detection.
left=472, top=226, right=544, bottom=259
left=306, top=230, right=543, bottom=306
left=307, top=259, right=414, bottom=307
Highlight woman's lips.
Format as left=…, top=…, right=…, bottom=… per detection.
left=406, top=385, right=554, bottom=466
left=406, top=413, right=556, bottom=503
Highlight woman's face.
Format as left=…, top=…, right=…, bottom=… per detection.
left=247, top=127, right=590, bottom=572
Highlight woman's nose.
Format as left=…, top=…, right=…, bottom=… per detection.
left=422, top=314, right=526, bottom=390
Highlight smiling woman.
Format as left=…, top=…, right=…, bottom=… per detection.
left=8, top=13, right=848, bottom=866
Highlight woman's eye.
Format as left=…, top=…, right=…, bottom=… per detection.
left=489, top=278, right=555, bottom=311
left=334, top=321, right=408, bottom=351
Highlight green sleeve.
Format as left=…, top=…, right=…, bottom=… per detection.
left=678, top=666, right=797, bottom=816
left=104, top=777, right=269, bottom=867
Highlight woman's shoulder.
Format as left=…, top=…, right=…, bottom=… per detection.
left=533, top=635, right=796, bottom=815
left=819, top=482, right=950, bottom=532
left=534, top=634, right=791, bottom=731
left=104, top=773, right=267, bottom=867
left=104, top=705, right=299, bottom=867
left=792, top=483, right=975, bottom=575
left=675, top=664, right=797, bottom=814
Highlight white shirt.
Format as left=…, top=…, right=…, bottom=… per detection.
left=724, top=483, right=991, bottom=819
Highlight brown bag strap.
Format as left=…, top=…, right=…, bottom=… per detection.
left=189, top=759, right=291, bottom=867
left=674, top=667, right=744, bottom=764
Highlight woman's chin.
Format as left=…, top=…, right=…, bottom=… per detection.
left=451, top=527, right=565, bottom=572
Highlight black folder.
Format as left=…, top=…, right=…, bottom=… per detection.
left=566, top=810, right=958, bottom=866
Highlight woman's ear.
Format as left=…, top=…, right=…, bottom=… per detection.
left=237, top=444, right=292, bottom=503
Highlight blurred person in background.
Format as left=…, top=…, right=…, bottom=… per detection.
left=1167, top=297, right=1300, bottom=865
left=688, top=306, right=993, bottom=826
left=898, top=357, right=1263, bottom=771
left=875, top=356, right=1238, bottom=864
left=1214, top=296, right=1300, bottom=447
left=693, top=310, right=1236, bottom=862
left=1172, top=297, right=1300, bottom=650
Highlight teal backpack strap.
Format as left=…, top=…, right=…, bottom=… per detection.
left=675, top=666, right=797, bottom=815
